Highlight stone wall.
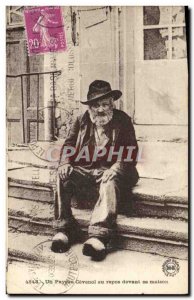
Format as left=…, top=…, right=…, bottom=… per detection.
left=42, top=6, right=188, bottom=140
left=43, top=6, right=128, bottom=139
left=44, top=7, right=81, bottom=139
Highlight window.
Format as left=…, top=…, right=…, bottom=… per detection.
left=7, top=6, right=24, bottom=27
left=143, top=6, right=187, bottom=60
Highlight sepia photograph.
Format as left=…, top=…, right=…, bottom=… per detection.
left=6, top=5, right=189, bottom=295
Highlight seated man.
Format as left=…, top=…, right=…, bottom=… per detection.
left=51, top=80, right=139, bottom=261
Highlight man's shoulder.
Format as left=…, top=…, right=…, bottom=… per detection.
left=76, top=111, right=90, bottom=125
left=113, top=109, right=132, bottom=123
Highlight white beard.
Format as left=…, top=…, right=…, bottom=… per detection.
left=88, top=109, right=113, bottom=127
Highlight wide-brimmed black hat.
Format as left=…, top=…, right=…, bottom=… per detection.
left=81, top=80, right=122, bottom=105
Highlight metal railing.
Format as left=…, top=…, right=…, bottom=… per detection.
left=7, top=70, right=61, bottom=143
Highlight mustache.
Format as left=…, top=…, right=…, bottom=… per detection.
left=88, top=107, right=113, bottom=126
left=97, top=112, right=106, bottom=116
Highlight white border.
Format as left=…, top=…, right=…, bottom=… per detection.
left=1, top=2, right=193, bottom=299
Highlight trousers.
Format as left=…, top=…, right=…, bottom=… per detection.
left=54, top=165, right=138, bottom=241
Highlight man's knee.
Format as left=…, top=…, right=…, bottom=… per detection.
left=100, top=179, right=118, bottom=193
left=61, top=179, right=75, bottom=193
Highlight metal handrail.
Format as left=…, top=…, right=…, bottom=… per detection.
left=7, top=70, right=61, bottom=77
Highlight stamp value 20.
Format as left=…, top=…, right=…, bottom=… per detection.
left=24, top=6, right=67, bottom=56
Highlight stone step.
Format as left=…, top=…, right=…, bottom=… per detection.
left=8, top=167, right=188, bottom=220
left=8, top=182, right=53, bottom=203
left=7, top=235, right=189, bottom=295
left=8, top=197, right=188, bottom=260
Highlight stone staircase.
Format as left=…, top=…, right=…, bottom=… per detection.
left=7, top=148, right=188, bottom=260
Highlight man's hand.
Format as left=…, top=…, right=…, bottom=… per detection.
left=58, top=164, right=73, bottom=180
left=101, top=169, right=117, bottom=183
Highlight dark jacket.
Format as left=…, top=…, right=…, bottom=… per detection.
left=59, top=109, right=139, bottom=177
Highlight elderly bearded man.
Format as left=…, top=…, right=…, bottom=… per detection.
left=51, top=80, right=139, bottom=261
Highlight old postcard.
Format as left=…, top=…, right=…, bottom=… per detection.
left=6, top=6, right=189, bottom=295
